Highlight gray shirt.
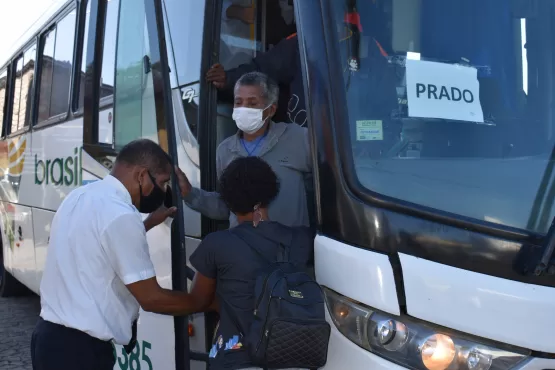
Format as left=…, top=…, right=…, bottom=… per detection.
left=183, top=121, right=312, bottom=228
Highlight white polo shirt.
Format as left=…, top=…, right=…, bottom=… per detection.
left=39, top=175, right=156, bottom=345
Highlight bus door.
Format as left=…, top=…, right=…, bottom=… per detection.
left=82, top=0, right=199, bottom=369
left=164, top=0, right=275, bottom=365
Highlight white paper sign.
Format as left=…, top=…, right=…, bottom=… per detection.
left=406, top=59, right=484, bottom=122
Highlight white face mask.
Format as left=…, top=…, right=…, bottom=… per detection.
left=232, top=106, right=270, bottom=134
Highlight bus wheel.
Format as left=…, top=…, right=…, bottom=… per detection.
left=0, top=241, right=32, bottom=297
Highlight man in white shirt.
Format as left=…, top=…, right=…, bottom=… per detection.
left=31, top=139, right=217, bottom=370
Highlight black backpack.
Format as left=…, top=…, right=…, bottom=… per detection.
left=224, top=228, right=331, bottom=369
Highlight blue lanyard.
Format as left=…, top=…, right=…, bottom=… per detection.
left=241, top=133, right=267, bottom=156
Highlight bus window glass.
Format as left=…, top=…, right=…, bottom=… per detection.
left=78, top=1, right=91, bottom=110
left=20, top=44, right=36, bottom=129
left=50, top=10, right=76, bottom=117
left=10, top=57, right=23, bottom=134
left=37, top=29, right=56, bottom=123
left=100, top=0, right=119, bottom=101
left=0, top=70, right=7, bottom=135
left=328, top=0, right=555, bottom=233
left=113, top=0, right=157, bottom=150
left=164, top=0, right=205, bottom=85
left=219, top=0, right=260, bottom=70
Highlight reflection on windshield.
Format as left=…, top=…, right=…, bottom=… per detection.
left=329, top=0, right=555, bottom=233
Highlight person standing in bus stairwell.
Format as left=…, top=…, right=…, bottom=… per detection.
left=187, top=156, right=312, bottom=370
left=31, top=140, right=219, bottom=370
left=176, top=71, right=313, bottom=228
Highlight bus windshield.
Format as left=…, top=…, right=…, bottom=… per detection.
left=328, top=0, right=555, bottom=234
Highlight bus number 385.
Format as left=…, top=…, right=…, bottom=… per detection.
left=112, top=340, right=153, bottom=370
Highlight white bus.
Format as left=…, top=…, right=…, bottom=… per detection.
left=1, top=0, right=555, bottom=369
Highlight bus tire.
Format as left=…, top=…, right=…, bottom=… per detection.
left=0, top=241, right=32, bottom=297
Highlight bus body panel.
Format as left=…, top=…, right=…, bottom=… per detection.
left=400, top=253, right=555, bottom=353
left=171, top=88, right=202, bottom=238
left=314, top=235, right=400, bottom=315
left=25, top=120, right=83, bottom=210
left=6, top=203, right=35, bottom=291
left=519, top=358, right=555, bottom=369
left=32, top=207, right=55, bottom=290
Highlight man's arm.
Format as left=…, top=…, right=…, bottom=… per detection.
left=182, top=187, right=229, bottom=221
left=101, top=215, right=217, bottom=316
left=175, top=159, right=230, bottom=221
left=126, top=273, right=216, bottom=316
left=143, top=206, right=177, bottom=232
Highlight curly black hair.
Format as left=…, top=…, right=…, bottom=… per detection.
left=219, top=156, right=280, bottom=215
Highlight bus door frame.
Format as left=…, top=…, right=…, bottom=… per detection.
left=82, top=0, right=203, bottom=369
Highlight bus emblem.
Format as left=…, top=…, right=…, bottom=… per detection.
left=182, top=88, right=198, bottom=104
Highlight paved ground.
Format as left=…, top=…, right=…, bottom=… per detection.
left=0, top=295, right=40, bottom=370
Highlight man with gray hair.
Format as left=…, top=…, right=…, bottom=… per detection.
left=176, top=71, right=312, bottom=228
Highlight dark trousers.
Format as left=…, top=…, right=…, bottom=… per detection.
left=31, top=317, right=115, bottom=370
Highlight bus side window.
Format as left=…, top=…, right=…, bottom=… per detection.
left=37, top=29, right=55, bottom=123
left=77, top=0, right=118, bottom=111
left=77, top=1, right=91, bottom=112
left=9, top=57, right=23, bottom=134
left=219, top=0, right=261, bottom=70
left=163, top=0, right=206, bottom=146
left=21, top=45, right=37, bottom=129
left=0, top=70, right=7, bottom=136
left=37, top=10, right=76, bottom=124
left=112, top=0, right=158, bottom=151
left=163, top=0, right=206, bottom=87
left=99, top=0, right=119, bottom=103
left=215, top=1, right=265, bottom=146
left=5, top=45, right=37, bottom=134
left=8, top=40, right=37, bottom=134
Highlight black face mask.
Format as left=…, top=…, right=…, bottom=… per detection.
left=139, top=171, right=166, bottom=214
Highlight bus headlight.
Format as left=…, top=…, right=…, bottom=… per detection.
left=323, top=288, right=529, bottom=370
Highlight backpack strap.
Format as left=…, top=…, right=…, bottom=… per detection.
left=221, top=228, right=274, bottom=338
left=275, top=241, right=289, bottom=263
left=222, top=228, right=289, bottom=338
left=229, top=227, right=290, bottom=263
left=229, top=228, right=273, bottom=264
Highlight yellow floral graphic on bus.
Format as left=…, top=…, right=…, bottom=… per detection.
left=0, top=136, right=25, bottom=251
left=8, top=137, right=26, bottom=171
left=7, top=136, right=26, bottom=195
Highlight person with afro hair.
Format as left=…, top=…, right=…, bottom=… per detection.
left=188, top=156, right=312, bottom=370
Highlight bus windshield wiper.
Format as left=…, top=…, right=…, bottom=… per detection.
left=534, top=217, right=555, bottom=276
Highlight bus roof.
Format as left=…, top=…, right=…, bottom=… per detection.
left=0, top=0, right=71, bottom=68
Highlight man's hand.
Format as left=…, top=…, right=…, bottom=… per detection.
left=144, top=205, right=176, bottom=232
left=206, top=64, right=226, bottom=89
left=175, top=166, right=192, bottom=198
